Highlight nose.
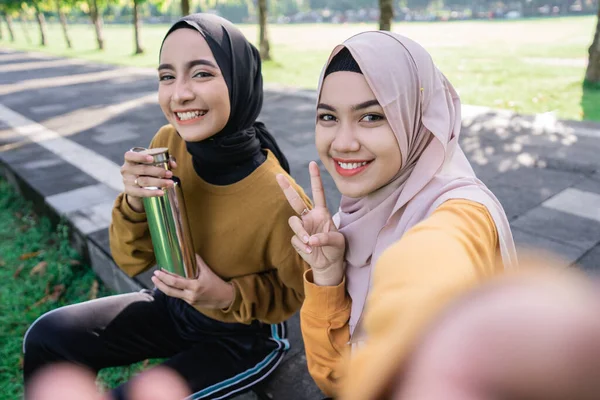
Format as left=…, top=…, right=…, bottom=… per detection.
left=330, top=122, right=360, bottom=154
left=173, top=78, right=194, bottom=104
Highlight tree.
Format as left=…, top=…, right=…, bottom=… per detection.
left=0, top=0, right=19, bottom=41
left=181, top=0, right=189, bottom=15
left=133, top=0, right=143, bottom=53
left=30, top=1, right=49, bottom=46
left=258, top=0, right=270, bottom=60
left=2, top=11, right=15, bottom=42
left=379, top=0, right=393, bottom=30
left=87, top=0, right=105, bottom=50
left=55, top=0, right=72, bottom=48
left=585, top=3, right=600, bottom=85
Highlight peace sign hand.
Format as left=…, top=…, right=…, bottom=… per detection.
left=276, top=161, right=346, bottom=287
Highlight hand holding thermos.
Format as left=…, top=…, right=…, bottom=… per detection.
left=120, top=147, right=178, bottom=213
left=120, top=147, right=234, bottom=309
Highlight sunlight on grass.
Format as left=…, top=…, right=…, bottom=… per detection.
left=0, top=16, right=598, bottom=121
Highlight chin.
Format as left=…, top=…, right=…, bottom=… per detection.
left=176, top=125, right=216, bottom=142
left=335, top=179, right=373, bottom=199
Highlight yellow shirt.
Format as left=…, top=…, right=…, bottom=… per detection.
left=300, top=199, right=502, bottom=397
left=109, top=125, right=311, bottom=324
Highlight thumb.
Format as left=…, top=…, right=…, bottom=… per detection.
left=168, top=156, right=177, bottom=170
left=309, top=231, right=345, bottom=249
left=195, top=254, right=208, bottom=272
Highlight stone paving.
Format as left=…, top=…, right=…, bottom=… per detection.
left=1, top=49, right=600, bottom=399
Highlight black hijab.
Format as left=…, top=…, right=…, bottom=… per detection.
left=160, top=14, right=290, bottom=184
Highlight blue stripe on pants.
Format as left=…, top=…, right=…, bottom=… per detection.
left=187, top=322, right=288, bottom=400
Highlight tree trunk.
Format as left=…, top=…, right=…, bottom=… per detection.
left=258, top=0, right=270, bottom=61
left=20, top=13, right=31, bottom=44
left=181, top=0, right=190, bottom=16
left=35, top=7, right=48, bottom=46
left=4, top=14, right=15, bottom=42
left=88, top=0, right=105, bottom=50
left=55, top=0, right=72, bottom=48
left=379, top=0, right=394, bottom=31
left=585, top=5, right=600, bottom=85
left=133, top=0, right=144, bottom=54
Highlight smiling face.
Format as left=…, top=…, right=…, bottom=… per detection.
left=316, top=71, right=402, bottom=198
left=158, top=28, right=230, bottom=142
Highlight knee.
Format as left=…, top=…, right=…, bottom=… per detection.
left=23, top=310, right=68, bottom=355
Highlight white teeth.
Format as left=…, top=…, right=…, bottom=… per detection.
left=176, top=110, right=206, bottom=121
left=337, top=161, right=368, bottom=170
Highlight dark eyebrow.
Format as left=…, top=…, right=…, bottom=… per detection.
left=158, top=59, right=218, bottom=71
left=317, top=103, right=336, bottom=112
left=317, top=99, right=380, bottom=113
left=352, top=99, right=380, bottom=111
left=187, top=59, right=218, bottom=69
left=157, top=63, right=173, bottom=71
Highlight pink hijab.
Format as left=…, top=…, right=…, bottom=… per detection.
left=317, top=31, right=518, bottom=344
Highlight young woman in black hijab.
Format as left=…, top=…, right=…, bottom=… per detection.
left=23, top=14, right=311, bottom=400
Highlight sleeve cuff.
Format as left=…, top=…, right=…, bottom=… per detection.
left=221, top=280, right=243, bottom=313
left=302, top=269, right=349, bottom=319
left=118, top=194, right=147, bottom=223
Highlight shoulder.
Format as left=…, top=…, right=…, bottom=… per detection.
left=150, top=124, right=180, bottom=148
left=430, top=199, right=496, bottom=235
left=415, top=198, right=499, bottom=256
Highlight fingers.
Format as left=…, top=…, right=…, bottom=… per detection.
left=132, top=175, right=174, bottom=190
left=125, top=150, right=154, bottom=165
left=195, top=253, right=208, bottom=267
left=128, top=367, right=191, bottom=400
left=126, top=163, right=174, bottom=180
left=26, top=364, right=101, bottom=400
left=277, top=174, right=310, bottom=216
left=153, top=270, right=189, bottom=290
left=288, top=216, right=310, bottom=244
left=122, top=150, right=175, bottom=198
left=309, top=161, right=328, bottom=209
left=152, top=277, right=185, bottom=299
left=122, top=174, right=168, bottom=198
left=122, top=150, right=173, bottom=182
left=291, top=235, right=312, bottom=255
left=169, top=156, right=178, bottom=170
left=152, top=271, right=189, bottom=299
left=308, top=231, right=346, bottom=249
left=158, top=268, right=181, bottom=278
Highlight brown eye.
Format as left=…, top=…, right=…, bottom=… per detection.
left=318, top=114, right=337, bottom=122
left=193, top=71, right=213, bottom=78
left=360, top=114, right=384, bottom=122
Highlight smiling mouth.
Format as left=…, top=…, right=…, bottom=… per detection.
left=174, top=110, right=208, bottom=123
left=332, top=158, right=373, bottom=177
left=337, top=161, right=369, bottom=170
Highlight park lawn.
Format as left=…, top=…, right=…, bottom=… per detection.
left=0, top=179, right=157, bottom=399
left=0, top=16, right=598, bottom=121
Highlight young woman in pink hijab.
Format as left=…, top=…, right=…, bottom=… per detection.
left=277, top=31, right=517, bottom=397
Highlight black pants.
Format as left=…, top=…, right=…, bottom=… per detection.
left=23, top=289, right=288, bottom=400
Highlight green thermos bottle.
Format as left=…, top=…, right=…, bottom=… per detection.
left=132, top=147, right=198, bottom=278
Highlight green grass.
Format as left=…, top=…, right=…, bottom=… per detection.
left=0, top=179, right=157, bottom=398
left=0, top=16, right=599, bottom=120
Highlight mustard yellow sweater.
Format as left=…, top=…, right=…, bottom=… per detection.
left=300, top=199, right=502, bottom=397
left=109, top=124, right=311, bottom=325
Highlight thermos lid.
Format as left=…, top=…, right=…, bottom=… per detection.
left=130, top=147, right=170, bottom=165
